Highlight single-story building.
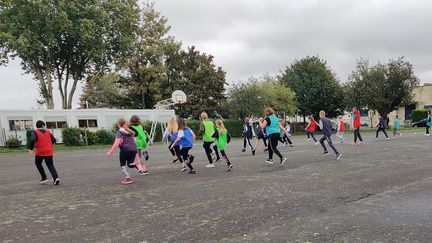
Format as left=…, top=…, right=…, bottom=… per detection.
left=0, top=109, right=175, bottom=146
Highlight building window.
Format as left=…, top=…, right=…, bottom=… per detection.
left=9, top=120, right=33, bottom=131
left=46, top=121, right=67, bottom=129
left=78, top=119, right=98, bottom=128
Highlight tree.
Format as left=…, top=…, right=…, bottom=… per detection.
left=345, top=57, right=419, bottom=117
left=280, top=56, right=345, bottom=118
left=0, top=0, right=139, bottom=109
left=118, top=1, right=181, bottom=109
left=161, top=46, right=227, bottom=118
left=226, top=75, right=296, bottom=119
left=80, top=73, right=127, bottom=109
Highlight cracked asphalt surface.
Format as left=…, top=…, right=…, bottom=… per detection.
left=1, top=131, right=431, bottom=242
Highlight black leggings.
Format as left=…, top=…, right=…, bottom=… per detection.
left=243, top=137, right=254, bottom=150
left=354, top=128, right=363, bottom=142
left=267, top=133, right=283, bottom=160
left=120, top=150, right=137, bottom=168
left=280, top=135, right=293, bottom=145
left=35, top=156, right=58, bottom=181
left=426, top=126, right=430, bottom=134
left=203, top=141, right=214, bottom=164
left=169, top=144, right=180, bottom=157
left=178, top=147, right=194, bottom=170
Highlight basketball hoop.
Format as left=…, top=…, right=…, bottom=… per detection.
left=172, top=90, right=187, bottom=104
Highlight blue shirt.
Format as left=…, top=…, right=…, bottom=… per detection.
left=265, top=115, right=280, bottom=135
left=179, top=128, right=193, bottom=148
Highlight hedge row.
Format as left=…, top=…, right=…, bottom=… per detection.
left=412, top=109, right=430, bottom=122
left=62, top=128, right=115, bottom=146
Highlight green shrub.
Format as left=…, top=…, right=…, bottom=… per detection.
left=412, top=109, right=429, bottom=122
left=82, top=130, right=97, bottom=145
left=223, top=119, right=243, bottom=137
left=142, top=121, right=163, bottom=142
left=5, top=136, right=22, bottom=148
left=62, top=127, right=83, bottom=146
left=96, top=129, right=115, bottom=145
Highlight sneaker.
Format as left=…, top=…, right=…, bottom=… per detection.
left=280, top=157, right=287, bottom=165
left=40, top=179, right=49, bottom=185
left=188, top=169, right=196, bottom=174
left=181, top=166, right=188, bottom=172
left=386, top=137, right=390, bottom=140
left=125, top=178, right=134, bottom=184
left=189, top=155, right=195, bottom=164
left=290, top=144, right=294, bottom=147
left=314, top=142, right=319, bottom=146
left=53, top=178, right=60, bottom=186
left=336, top=154, right=342, bottom=161
left=351, top=142, right=357, bottom=145
left=172, top=158, right=179, bottom=164
left=359, top=141, right=365, bottom=144
left=308, top=138, right=311, bottom=141
left=139, top=170, right=148, bottom=175
left=226, top=164, right=233, bottom=172
left=241, top=148, right=246, bottom=152
left=265, top=159, right=274, bottom=164
left=264, top=148, right=268, bottom=152
left=252, top=149, right=256, bottom=156
left=215, top=158, right=222, bottom=163
left=206, top=164, right=215, bottom=168
left=322, top=151, right=330, bottom=156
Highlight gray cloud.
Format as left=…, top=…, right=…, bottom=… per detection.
left=1, top=0, right=431, bottom=108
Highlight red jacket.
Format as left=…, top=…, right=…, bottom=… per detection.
left=353, top=111, right=361, bottom=129
left=308, top=119, right=317, bottom=132
left=34, top=129, right=54, bottom=156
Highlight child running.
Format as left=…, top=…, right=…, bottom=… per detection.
left=352, top=107, right=364, bottom=145
left=279, top=119, right=294, bottom=147
left=28, top=120, right=60, bottom=185
left=336, top=115, right=345, bottom=143
left=107, top=118, right=138, bottom=185
left=255, top=123, right=268, bottom=151
left=258, top=107, right=288, bottom=165
left=163, top=116, right=188, bottom=171
left=170, top=118, right=196, bottom=174
left=375, top=114, right=390, bottom=140
left=242, top=117, right=256, bottom=155
left=212, top=119, right=233, bottom=171
left=129, top=115, right=149, bottom=175
left=393, top=115, right=401, bottom=138
left=425, top=111, right=431, bottom=136
left=199, top=112, right=216, bottom=168
left=305, top=115, right=319, bottom=145
left=318, top=110, right=342, bottom=160
left=286, top=121, right=294, bottom=146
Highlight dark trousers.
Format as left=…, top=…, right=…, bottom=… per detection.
left=179, top=147, right=194, bottom=170
left=307, top=131, right=317, bottom=142
left=268, top=133, right=283, bottom=160
left=354, top=128, right=363, bottom=143
left=281, top=135, right=293, bottom=145
left=427, top=126, right=430, bottom=134
left=320, top=136, right=339, bottom=154
left=376, top=127, right=389, bottom=138
left=120, top=150, right=137, bottom=168
left=243, top=137, right=254, bottom=150
left=169, top=144, right=180, bottom=157
left=35, top=156, right=58, bottom=181
left=203, top=141, right=214, bottom=164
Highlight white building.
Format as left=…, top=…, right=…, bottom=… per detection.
left=0, top=109, right=175, bottom=146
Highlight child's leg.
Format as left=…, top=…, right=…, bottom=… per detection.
left=35, top=156, right=47, bottom=181
left=182, top=148, right=194, bottom=171
left=263, top=137, right=268, bottom=147
left=306, top=131, right=310, bottom=139
left=268, top=133, right=283, bottom=159
left=376, top=128, right=380, bottom=138
left=243, top=137, right=247, bottom=149
left=213, top=145, right=221, bottom=161
left=203, top=141, right=213, bottom=164
left=319, top=136, right=328, bottom=152
left=134, top=150, right=145, bottom=171
left=44, top=156, right=58, bottom=180
left=310, top=132, right=317, bottom=142
left=286, top=136, right=293, bottom=145
left=326, top=136, right=339, bottom=154
left=247, top=137, right=254, bottom=150
left=220, top=150, right=231, bottom=165
left=383, top=128, right=389, bottom=138
left=141, top=149, right=148, bottom=171
left=119, top=151, right=131, bottom=179
left=357, top=129, right=363, bottom=142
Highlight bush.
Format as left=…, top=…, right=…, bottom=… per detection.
left=62, top=127, right=83, bottom=146
left=82, top=130, right=97, bottom=145
left=5, top=136, right=22, bottom=148
left=96, top=129, right=115, bottom=145
left=412, top=109, right=429, bottom=122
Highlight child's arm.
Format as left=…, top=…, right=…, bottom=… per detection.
left=279, top=122, right=290, bottom=137
left=107, top=137, right=122, bottom=155
left=192, top=130, right=196, bottom=141
left=170, top=136, right=181, bottom=148
left=259, top=117, right=267, bottom=129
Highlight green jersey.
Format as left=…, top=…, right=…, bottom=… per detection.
left=216, top=128, right=228, bottom=151
left=202, top=120, right=215, bottom=142
left=130, top=124, right=147, bottom=150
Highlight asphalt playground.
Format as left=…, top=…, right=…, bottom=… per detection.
left=1, top=131, right=432, bottom=242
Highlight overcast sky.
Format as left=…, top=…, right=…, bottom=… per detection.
left=1, top=0, right=431, bottom=109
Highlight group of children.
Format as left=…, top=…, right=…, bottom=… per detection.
left=29, top=107, right=431, bottom=186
